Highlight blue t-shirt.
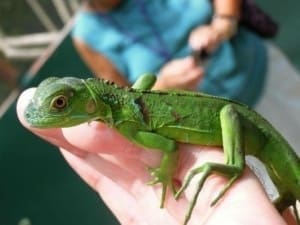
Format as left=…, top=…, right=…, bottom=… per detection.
left=72, top=0, right=267, bottom=106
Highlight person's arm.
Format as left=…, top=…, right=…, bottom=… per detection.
left=73, top=38, right=130, bottom=86
left=189, top=0, right=241, bottom=52
left=212, top=0, right=241, bottom=40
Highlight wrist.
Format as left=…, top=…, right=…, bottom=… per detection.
left=211, top=14, right=239, bottom=40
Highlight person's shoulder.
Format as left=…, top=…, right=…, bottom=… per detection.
left=72, top=11, right=106, bottom=41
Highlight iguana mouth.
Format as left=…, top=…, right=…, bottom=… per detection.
left=24, top=104, right=91, bottom=128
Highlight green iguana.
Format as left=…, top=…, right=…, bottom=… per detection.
left=24, top=74, right=300, bottom=225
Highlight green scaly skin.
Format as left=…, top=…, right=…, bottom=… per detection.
left=24, top=74, right=300, bottom=225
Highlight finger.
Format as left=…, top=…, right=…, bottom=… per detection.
left=60, top=148, right=143, bottom=190
left=180, top=66, right=204, bottom=87
left=189, top=31, right=203, bottom=51
left=282, top=208, right=298, bottom=225
left=62, top=122, right=138, bottom=154
left=17, top=88, right=86, bottom=156
left=61, top=149, right=178, bottom=225
left=61, top=122, right=162, bottom=166
left=189, top=28, right=220, bottom=54
left=188, top=68, right=204, bottom=82
left=61, top=149, right=153, bottom=225
left=189, top=30, right=211, bottom=51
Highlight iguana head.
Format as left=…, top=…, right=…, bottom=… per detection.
left=24, top=77, right=111, bottom=128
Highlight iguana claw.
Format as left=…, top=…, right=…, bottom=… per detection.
left=147, top=167, right=170, bottom=208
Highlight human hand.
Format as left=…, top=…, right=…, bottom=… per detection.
left=153, top=57, right=204, bottom=91
left=17, top=89, right=296, bottom=225
left=189, top=25, right=223, bottom=53
left=189, top=14, right=238, bottom=54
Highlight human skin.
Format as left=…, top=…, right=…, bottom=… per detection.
left=16, top=88, right=296, bottom=225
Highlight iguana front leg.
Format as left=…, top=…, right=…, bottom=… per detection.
left=117, top=122, right=179, bottom=208
left=131, top=73, right=157, bottom=90
left=175, top=104, right=246, bottom=225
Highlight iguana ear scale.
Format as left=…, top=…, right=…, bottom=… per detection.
left=85, top=99, right=97, bottom=114
left=81, top=79, right=114, bottom=124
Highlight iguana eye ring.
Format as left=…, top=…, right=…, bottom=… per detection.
left=51, top=95, right=68, bottom=110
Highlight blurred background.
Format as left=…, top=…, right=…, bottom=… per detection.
left=0, top=1, right=299, bottom=225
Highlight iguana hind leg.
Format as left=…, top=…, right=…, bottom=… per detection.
left=176, top=163, right=242, bottom=224
left=175, top=104, right=246, bottom=225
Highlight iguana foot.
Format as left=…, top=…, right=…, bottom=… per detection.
left=147, top=151, right=179, bottom=208
left=147, top=166, right=174, bottom=208
left=175, top=162, right=242, bottom=225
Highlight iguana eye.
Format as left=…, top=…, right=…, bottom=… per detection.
left=51, top=95, right=68, bottom=110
